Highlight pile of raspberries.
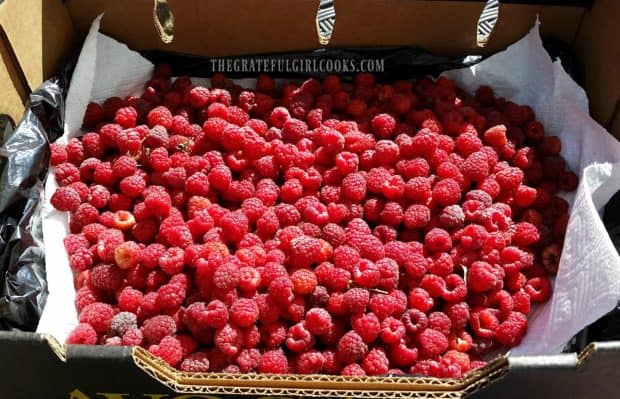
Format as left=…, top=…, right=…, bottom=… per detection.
left=54, top=65, right=577, bottom=378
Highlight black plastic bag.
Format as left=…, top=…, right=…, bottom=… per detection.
left=0, top=76, right=67, bottom=331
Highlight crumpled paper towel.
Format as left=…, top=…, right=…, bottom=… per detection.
left=38, top=15, right=620, bottom=357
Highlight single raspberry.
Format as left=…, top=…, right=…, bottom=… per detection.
left=269, top=277, right=295, bottom=306
left=404, top=204, right=431, bottom=229
left=337, top=331, right=368, bottom=363
left=362, top=348, right=389, bottom=376
left=220, top=211, right=249, bottom=242
left=290, top=269, right=318, bottom=295
left=110, top=312, right=138, bottom=336
left=90, top=264, right=124, bottom=292
left=341, top=288, right=369, bottom=314
left=82, top=102, right=105, bottom=127
left=67, top=323, right=98, bottom=345
left=512, top=222, right=540, bottom=247
left=258, top=349, right=288, bottom=374
left=432, top=178, right=461, bottom=206
left=495, top=311, right=528, bottom=347
left=341, top=172, right=367, bottom=202
left=156, top=283, right=186, bottom=313
left=149, top=336, right=183, bottom=367
left=180, top=351, right=211, bottom=372
left=295, top=350, right=324, bottom=374
left=304, top=308, right=333, bottom=336
left=525, top=276, right=552, bottom=302
left=144, top=190, right=172, bottom=217
left=79, top=302, right=114, bottom=333
left=286, top=322, right=314, bottom=353
left=230, top=298, right=260, bottom=328
left=419, top=328, right=449, bottom=357
left=289, top=236, right=321, bottom=268
left=424, top=228, right=452, bottom=252
left=380, top=316, right=406, bottom=344
left=468, top=261, right=503, bottom=293
left=51, top=187, right=81, bottom=212
left=113, top=241, right=140, bottom=269
left=496, top=167, right=524, bottom=190
left=213, top=324, right=242, bottom=357
left=371, top=114, right=396, bottom=138
left=117, top=286, right=143, bottom=313
left=114, top=106, right=138, bottom=128
left=147, top=106, right=173, bottom=128
left=143, top=315, right=177, bottom=345
left=341, top=363, right=366, bottom=376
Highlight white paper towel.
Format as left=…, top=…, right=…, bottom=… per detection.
left=38, top=16, right=620, bottom=357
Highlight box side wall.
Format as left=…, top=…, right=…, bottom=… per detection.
left=65, top=0, right=322, bottom=57
left=0, top=0, right=75, bottom=89
left=328, top=1, right=585, bottom=56
left=574, top=0, right=620, bottom=137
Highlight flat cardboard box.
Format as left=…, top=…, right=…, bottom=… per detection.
left=0, top=0, right=618, bottom=398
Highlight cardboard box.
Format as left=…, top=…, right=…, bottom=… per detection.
left=0, top=0, right=619, bottom=398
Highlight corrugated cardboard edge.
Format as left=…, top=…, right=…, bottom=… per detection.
left=36, top=332, right=506, bottom=398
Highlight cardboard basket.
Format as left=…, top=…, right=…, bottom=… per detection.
left=0, top=1, right=619, bottom=398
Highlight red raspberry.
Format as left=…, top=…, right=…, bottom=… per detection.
left=341, top=172, right=367, bottom=202
left=226, top=298, right=259, bottom=328
left=368, top=293, right=398, bottom=320
left=428, top=312, right=452, bottom=336
left=290, top=269, right=318, bottom=295
left=142, top=315, right=177, bottom=345
left=304, top=308, right=333, bottom=336
left=483, top=125, right=507, bottom=146
left=496, top=167, right=523, bottom=190
left=51, top=187, right=81, bottom=212
left=456, top=132, right=482, bottom=156
left=269, top=277, right=295, bottom=306
left=66, top=323, right=98, bottom=345
left=462, top=151, right=490, bottom=182
left=341, top=363, right=366, bottom=376
left=349, top=312, right=379, bottom=344
left=258, top=349, right=288, bottom=374
left=362, top=347, right=390, bottom=376
left=424, top=228, right=452, bottom=252
left=55, top=162, right=81, bottom=186
left=149, top=336, right=183, bottom=367
left=403, top=204, right=431, bottom=229
left=525, top=276, right=552, bottom=302
left=79, top=302, right=114, bottom=333
left=419, top=328, right=449, bottom=357
left=213, top=262, right=239, bottom=291
left=371, top=114, right=396, bottom=138
left=90, top=263, right=124, bottom=292
left=495, top=311, right=528, bottom=347
left=296, top=350, right=324, bottom=374
left=82, top=102, right=105, bottom=127
left=114, top=106, right=138, bottom=128
left=147, top=106, right=173, bottom=128
left=65, top=138, right=85, bottom=165
left=380, top=316, right=405, bottom=344
left=214, top=324, right=242, bottom=356
left=180, top=351, right=211, bottom=372
left=50, top=143, right=68, bottom=166
left=337, top=331, right=368, bottom=363
left=286, top=322, right=314, bottom=353
left=289, top=236, right=321, bottom=268
left=432, top=178, right=461, bottom=206
left=341, top=288, right=369, bottom=314
left=512, top=222, right=540, bottom=247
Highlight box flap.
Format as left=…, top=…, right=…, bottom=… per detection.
left=0, top=25, right=28, bottom=125
left=0, top=0, right=76, bottom=89
left=575, top=0, right=620, bottom=137
left=328, top=1, right=584, bottom=56
left=66, top=0, right=322, bottom=57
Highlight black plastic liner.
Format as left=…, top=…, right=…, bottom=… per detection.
left=0, top=75, right=67, bottom=331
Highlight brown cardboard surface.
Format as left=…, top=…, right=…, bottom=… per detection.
left=66, top=0, right=321, bottom=57
left=0, top=0, right=75, bottom=90
left=328, top=1, right=585, bottom=56
left=0, top=26, right=28, bottom=125
left=574, top=0, right=620, bottom=137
